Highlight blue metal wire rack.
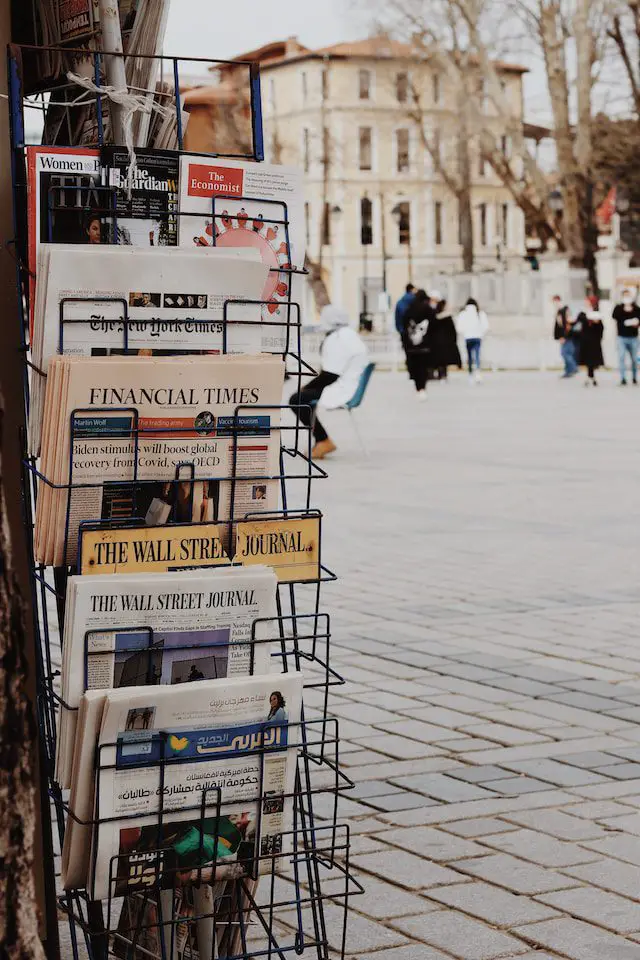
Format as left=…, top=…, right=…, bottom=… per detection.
left=7, top=42, right=360, bottom=960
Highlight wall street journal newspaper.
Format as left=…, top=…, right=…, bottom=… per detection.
left=56, top=565, right=278, bottom=789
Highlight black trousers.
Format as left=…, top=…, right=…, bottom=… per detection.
left=406, top=353, right=429, bottom=391
left=290, top=372, right=339, bottom=442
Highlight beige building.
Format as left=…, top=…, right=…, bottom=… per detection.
left=216, top=36, right=528, bottom=323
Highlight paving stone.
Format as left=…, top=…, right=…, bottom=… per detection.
left=443, top=818, right=520, bottom=838
left=373, top=718, right=468, bottom=742
left=454, top=853, right=581, bottom=894
left=352, top=735, right=443, bottom=760
left=425, top=880, right=560, bottom=927
left=594, top=762, right=640, bottom=780
left=351, top=849, right=462, bottom=890
left=547, top=691, right=631, bottom=713
left=562, top=799, right=638, bottom=820
left=581, top=833, right=640, bottom=865
left=483, top=777, right=558, bottom=796
left=359, top=792, right=439, bottom=812
left=461, top=723, right=552, bottom=746
left=514, top=917, right=640, bottom=960
left=388, top=772, right=498, bottom=803
left=536, top=886, right=640, bottom=934
left=502, top=809, right=607, bottom=841
left=478, top=829, right=599, bottom=867
left=563, top=859, right=640, bottom=898
left=393, top=910, right=530, bottom=958
left=350, top=781, right=406, bottom=800
left=446, top=765, right=516, bottom=784
left=372, top=826, right=486, bottom=861
left=356, top=947, right=450, bottom=960
left=559, top=751, right=629, bottom=769
left=500, top=759, right=611, bottom=787
left=348, top=876, right=440, bottom=920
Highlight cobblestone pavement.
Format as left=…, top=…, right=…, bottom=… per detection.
left=304, top=370, right=640, bottom=959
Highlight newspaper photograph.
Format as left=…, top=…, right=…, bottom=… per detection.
left=56, top=566, right=278, bottom=788
left=88, top=674, right=302, bottom=900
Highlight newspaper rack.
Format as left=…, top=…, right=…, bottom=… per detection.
left=9, top=42, right=359, bottom=960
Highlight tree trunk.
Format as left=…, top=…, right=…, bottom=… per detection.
left=0, top=399, right=45, bottom=960
left=304, top=253, right=331, bottom=311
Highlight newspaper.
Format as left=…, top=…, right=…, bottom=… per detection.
left=34, top=353, right=285, bottom=565
left=70, top=673, right=302, bottom=899
left=29, top=244, right=269, bottom=454
left=178, top=157, right=305, bottom=350
left=56, top=565, right=278, bottom=789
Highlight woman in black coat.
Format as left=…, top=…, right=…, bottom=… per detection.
left=402, top=289, right=435, bottom=399
left=430, top=297, right=462, bottom=379
left=579, top=310, right=604, bottom=386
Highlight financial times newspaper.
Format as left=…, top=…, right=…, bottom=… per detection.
left=56, top=566, right=278, bottom=789
left=87, top=674, right=302, bottom=900
left=34, top=354, right=284, bottom=565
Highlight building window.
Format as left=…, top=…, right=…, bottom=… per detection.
left=434, top=201, right=443, bottom=245
left=322, top=202, right=331, bottom=245
left=322, top=68, right=329, bottom=101
left=479, top=147, right=485, bottom=177
left=479, top=203, right=487, bottom=246
left=303, top=128, right=310, bottom=173
left=304, top=201, right=311, bottom=246
left=301, top=71, right=308, bottom=104
left=359, top=69, right=371, bottom=100
left=397, top=201, right=411, bottom=245
left=268, top=77, right=275, bottom=112
left=502, top=202, right=508, bottom=244
left=396, top=71, right=409, bottom=103
left=361, top=196, right=373, bottom=245
left=322, top=126, right=330, bottom=169
left=501, top=135, right=508, bottom=157
left=432, top=72, right=441, bottom=104
left=359, top=127, right=372, bottom=170
left=433, top=129, right=442, bottom=168
left=396, top=129, right=410, bottom=173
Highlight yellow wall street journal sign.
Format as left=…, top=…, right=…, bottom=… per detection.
left=79, top=517, right=320, bottom=583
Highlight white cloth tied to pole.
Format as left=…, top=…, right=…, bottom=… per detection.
left=66, top=71, right=176, bottom=197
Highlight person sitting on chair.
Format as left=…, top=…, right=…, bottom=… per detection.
left=289, top=305, right=368, bottom=460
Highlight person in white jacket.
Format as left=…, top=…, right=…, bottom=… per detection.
left=456, top=298, right=489, bottom=382
left=289, top=305, right=368, bottom=460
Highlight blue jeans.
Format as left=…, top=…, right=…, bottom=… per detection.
left=560, top=339, right=578, bottom=375
left=466, top=338, right=481, bottom=373
left=618, top=336, right=638, bottom=382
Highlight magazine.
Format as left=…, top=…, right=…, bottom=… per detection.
left=29, top=244, right=269, bottom=454
left=178, top=157, right=305, bottom=348
left=26, top=146, right=101, bottom=337
left=78, top=516, right=322, bottom=583
left=101, top=148, right=179, bottom=246
left=64, top=673, right=302, bottom=899
left=56, top=565, right=278, bottom=789
left=34, top=354, right=285, bottom=565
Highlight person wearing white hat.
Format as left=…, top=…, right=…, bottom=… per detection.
left=289, top=305, right=368, bottom=459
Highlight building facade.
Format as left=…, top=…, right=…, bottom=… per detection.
left=220, top=36, right=527, bottom=323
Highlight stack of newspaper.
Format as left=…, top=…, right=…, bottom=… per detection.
left=29, top=243, right=269, bottom=451
left=34, top=353, right=285, bottom=565
left=56, top=565, right=279, bottom=788
left=62, top=672, right=302, bottom=900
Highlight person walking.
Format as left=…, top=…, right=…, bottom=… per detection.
left=456, top=297, right=489, bottom=382
left=428, top=292, right=461, bottom=380
left=552, top=295, right=578, bottom=378
left=613, top=289, right=640, bottom=385
left=395, top=283, right=415, bottom=376
left=402, top=289, right=435, bottom=400
left=578, top=309, right=604, bottom=386
left=289, top=305, right=368, bottom=460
